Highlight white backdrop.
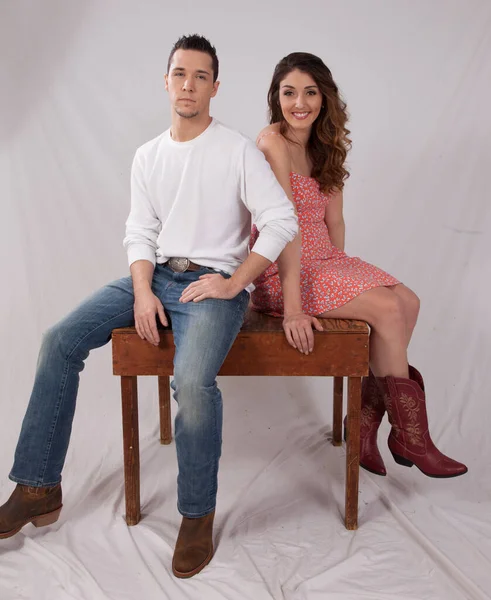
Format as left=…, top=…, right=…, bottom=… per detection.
left=1, top=1, right=490, bottom=598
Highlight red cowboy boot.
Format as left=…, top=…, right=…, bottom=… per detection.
left=344, top=370, right=387, bottom=476
left=378, top=367, right=468, bottom=478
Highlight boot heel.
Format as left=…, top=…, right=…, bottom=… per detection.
left=31, top=506, right=62, bottom=528
left=391, top=453, right=414, bottom=468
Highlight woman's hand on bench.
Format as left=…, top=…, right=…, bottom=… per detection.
left=282, top=312, right=323, bottom=355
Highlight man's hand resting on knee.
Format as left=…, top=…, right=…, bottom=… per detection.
left=134, top=289, right=167, bottom=346
left=130, top=260, right=168, bottom=346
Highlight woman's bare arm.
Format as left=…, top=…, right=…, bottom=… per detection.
left=324, top=189, right=345, bottom=251
left=256, top=133, right=323, bottom=353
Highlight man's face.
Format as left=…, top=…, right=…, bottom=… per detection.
left=165, top=49, right=219, bottom=119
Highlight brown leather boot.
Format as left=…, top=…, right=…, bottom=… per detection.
left=378, top=367, right=468, bottom=478
left=0, top=484, right=62, bottom=539
left=344, top=370, right=387, bottom=476
left=172, top=510, right=215, bottom=578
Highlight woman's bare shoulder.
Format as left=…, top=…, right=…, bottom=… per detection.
left=256, top=123, right=283, bottom=146
left=256, top=124, right=291, bottom=174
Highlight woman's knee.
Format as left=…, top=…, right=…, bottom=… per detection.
left=406, top=289, right=420, bottom=326
left=369, top=289, right=407, bottom=331
left=395, top=285, right=420, bottom=328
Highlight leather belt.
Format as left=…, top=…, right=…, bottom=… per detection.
left=164, top=257, right=203, bottom=273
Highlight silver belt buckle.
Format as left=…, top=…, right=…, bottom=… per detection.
left=168, top=257, right=190, bottom=273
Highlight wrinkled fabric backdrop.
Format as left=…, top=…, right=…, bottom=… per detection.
left=1, top=1, right=490, bottom=599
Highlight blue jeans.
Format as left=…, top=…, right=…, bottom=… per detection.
left=9, top=264, right=249, bottom=518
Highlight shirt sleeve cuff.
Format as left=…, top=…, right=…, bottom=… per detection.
left=250, top=234, right=288, bottom=263
left=127, top=244, right=157, bottom=267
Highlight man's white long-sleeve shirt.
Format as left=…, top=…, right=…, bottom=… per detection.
left=123, top=119, right=298, bottom=282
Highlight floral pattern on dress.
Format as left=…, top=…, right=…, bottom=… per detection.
left=250, top=172, right=400, bottom=317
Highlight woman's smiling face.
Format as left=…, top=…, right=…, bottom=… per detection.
left=279, top=69, right=323, bottom=132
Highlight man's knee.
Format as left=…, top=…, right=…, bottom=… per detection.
left=173, top=368, right=216, bottom=401
left=40, top=279, right=134, bottom=364
left=40, top=322, right=69, bottom=359
left=39, top=319, right=87, bottom=366
left=173, top=369, right=219, bottom=429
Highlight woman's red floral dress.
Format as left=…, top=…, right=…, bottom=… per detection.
left=250, top=172, right=400, bottom=317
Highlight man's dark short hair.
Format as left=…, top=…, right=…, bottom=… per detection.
left=167, top=34, right=219, bottom=82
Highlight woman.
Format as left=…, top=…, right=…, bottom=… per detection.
left=250, top=52, right=467, bottom=478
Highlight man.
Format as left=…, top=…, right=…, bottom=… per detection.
left=0, top=35, right=298, bottom=578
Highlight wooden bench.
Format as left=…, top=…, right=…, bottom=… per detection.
left=112, top=310, right=369, bottom=530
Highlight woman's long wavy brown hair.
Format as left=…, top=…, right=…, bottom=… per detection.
left=268, top=52, right=351, bottom=194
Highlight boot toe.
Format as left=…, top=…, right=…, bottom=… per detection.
left=172, top=545, right=213, bottom=578
left=360, top=437, right=387, bottom=476
left=441, top=457, right=468, bottom=477
left=360, top=453, right=387, bottom=476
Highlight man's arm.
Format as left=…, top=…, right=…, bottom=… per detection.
left=179, top=250, right=271, bottom=304
left=123, top=150, right=162, bottom=267
left=179, top=140, right=298, bottom=303
left=239, top=140, right=298, bottom=263
left=124, top=150, right=167, bottom=345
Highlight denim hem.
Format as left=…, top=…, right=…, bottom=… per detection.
left=177, top=504, right=216, bottom=519
left=9, top=472, right=61, bottom=487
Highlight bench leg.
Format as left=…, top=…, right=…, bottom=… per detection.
left=121, top=376, right=141, bottom=526
left=332, top=377, right=343, bottom=446
left=158, top=376, right=172, bottom=445
left=345, top=376, right=361, bottom=530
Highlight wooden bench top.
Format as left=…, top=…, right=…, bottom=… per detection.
left=112, top=310, right=369, bottom=378
left=114, top=308, right=369, bottom=334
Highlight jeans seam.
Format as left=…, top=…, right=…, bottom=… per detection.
left=38, top=359, right=70, bottom=483
left=39, top=306, right=135, bottom=484
left=207, top=386, right=220, bottom=509
left=235, top=291, right=250, bottom=318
